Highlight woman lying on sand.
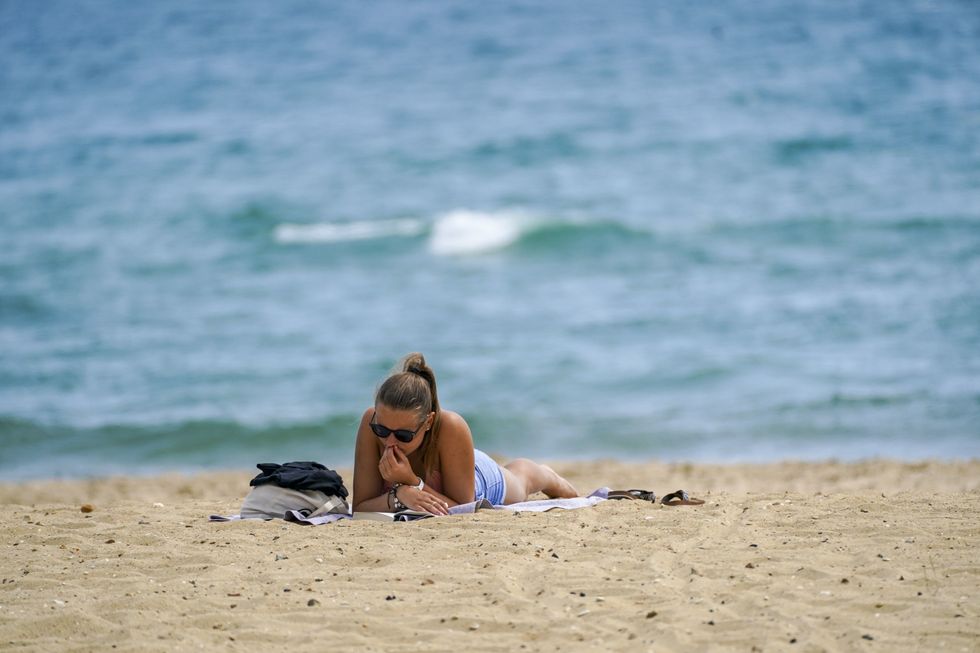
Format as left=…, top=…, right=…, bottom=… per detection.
left=353, top=353, right=578, bottom=515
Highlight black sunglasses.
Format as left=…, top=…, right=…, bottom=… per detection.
left=370, top=411, right=426, bottom=443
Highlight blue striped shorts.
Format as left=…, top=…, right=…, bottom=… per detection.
left=473, top=449, right=506, bottom=505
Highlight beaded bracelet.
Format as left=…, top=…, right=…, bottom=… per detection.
left=389, top=483, right=406, bottom=511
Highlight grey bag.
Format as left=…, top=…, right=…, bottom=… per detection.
left=240, top=485, right=350, bottom=520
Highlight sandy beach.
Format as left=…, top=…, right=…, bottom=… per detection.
left=1, top=459, right=978, bottom=652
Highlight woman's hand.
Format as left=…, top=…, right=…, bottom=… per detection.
left=395, top=485, right=450, bottom=516
left=378, top=445, right=418, bottom=486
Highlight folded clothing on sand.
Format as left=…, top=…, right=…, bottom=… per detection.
left=250, top=461, right=348, bottom=498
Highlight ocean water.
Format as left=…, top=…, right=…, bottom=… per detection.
left=2, top=1, right=979, bottom=480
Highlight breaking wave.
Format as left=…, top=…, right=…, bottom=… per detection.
left=274, top=209, right=648, bottom=256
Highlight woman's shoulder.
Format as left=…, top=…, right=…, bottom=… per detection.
left=358, top=407, right=374, bottom=425
left=435, top=410, right=475, bottom=459
left=437, top=410, right=474, bottom=444
left=438, top=409, right=469, bottom=431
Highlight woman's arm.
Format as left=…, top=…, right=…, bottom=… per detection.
left=352, top=408, right=388, bottom=512
left=433, top=411, right=477, bottom=505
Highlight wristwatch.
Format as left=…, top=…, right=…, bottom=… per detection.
left=409, top=476, right=425, bottom=492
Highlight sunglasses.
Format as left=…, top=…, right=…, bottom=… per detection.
left=370, top=411, right=426, bottom=443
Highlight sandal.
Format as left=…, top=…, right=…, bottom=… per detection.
left=661, top=490, right=705, bottom=506
left=607, top=489, right=657, bottom=502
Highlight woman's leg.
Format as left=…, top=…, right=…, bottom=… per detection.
left=500, top=458, right=578, bottom=503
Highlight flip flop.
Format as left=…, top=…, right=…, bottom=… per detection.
left=661, top=490, right=705, bottom=506
left=607, top=489, right=657, bottom=502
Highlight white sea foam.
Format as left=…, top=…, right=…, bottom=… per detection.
left=274, top=211, right=531, bottom=253
left=428, top=209, right=528, bottom=256
left=274, top=218, right=425, bottom=243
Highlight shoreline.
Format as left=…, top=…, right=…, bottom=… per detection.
left=2, top=459, right=977, bottom=651
left=2, top=458, right=977, bottom=505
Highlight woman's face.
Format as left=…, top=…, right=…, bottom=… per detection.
left=372, top=404, right=432, bottom=456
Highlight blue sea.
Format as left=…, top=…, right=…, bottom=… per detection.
left=2, top=1, right=979, bottom=480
